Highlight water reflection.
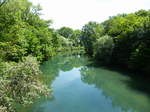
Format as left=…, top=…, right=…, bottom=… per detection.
left=80, top=66, right=150, bottom=112
left=18, top=52, right=150, bottom=112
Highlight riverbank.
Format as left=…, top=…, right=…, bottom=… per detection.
left=56, top=46, right=84, bottom=52
left=0, top=56, right=50, bottom=112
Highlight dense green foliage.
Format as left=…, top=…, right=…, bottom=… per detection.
left=0, top=56, right=50, bottom=112
left=81, top=10, right=150, bottom=75
left=57, top=27, right=74, bottom=39
left=0, top=0, right=58, bottom=62
left=0, top=0, right=54, bottom=111
left=80, top=22, right=104, bottom=55
left=57, top=27, right=82, bottom=47
left=93, top=35, right=114, bottom=64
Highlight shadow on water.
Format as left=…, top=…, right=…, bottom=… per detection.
left=86, top=61, right=150, bottom=98
left=80, top=59, right=150, bottom=112
left=125, top=74, right=150, bottom=97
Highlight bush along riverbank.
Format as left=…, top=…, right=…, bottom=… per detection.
left=0, top=56, right=50, bottom=112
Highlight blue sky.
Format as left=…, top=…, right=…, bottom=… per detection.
left=30, top=0, right=150, bottom=29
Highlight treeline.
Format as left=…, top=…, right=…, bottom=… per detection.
left=54, top=27, right=82, bottom=51
left=0, top=0, right=54, bottom=62
left=0, top=0, right=54, bottom=111
left=0, top=0, right=83, bottom=111
left=0, top=0, right=80, bottom=111
left=80, top=10, right=150, bottom=75
left=0, top=0, right=82, bottom=63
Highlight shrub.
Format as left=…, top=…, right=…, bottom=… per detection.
left=0, top=56, right=50, bottom=112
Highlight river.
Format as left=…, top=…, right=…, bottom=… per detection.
left=18, top=52, right=150, bottom=112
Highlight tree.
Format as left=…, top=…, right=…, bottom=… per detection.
left=80, top=21, right=104, bottom=55
left=57, top=27, right=74, bottom=39
left=82, top=10, right=150, bottom=75
left=72, top=29, right=81, bottom=47
left=0, top=0, right=55, bottom=61
left=93, top=35, right=114, bottom=64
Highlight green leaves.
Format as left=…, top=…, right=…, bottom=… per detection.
left=0, top=0, right=55, bottom=111
left=81, top=21, right=104, bottom=55
left=0, top=56, right=50, bottom=112
left=93, top=35, right=114, bottom=64
left=0, top=0, right=56, bottom=62
left=57, top=27, right=74, bottom=39
left=81, top=10, right=150, bottom=75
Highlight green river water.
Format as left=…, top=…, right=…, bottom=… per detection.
left=18, top=52, right=150, bottom=112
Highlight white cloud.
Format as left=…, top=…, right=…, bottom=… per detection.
left=29, top=0, right=150, bottom=29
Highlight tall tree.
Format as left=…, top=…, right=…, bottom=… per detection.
left=57, top=27, right=74, bottom=39
left=80, top=21, right=104, bottom=55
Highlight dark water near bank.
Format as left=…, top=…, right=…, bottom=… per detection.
left=19, top=52, right=150, bottom=112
